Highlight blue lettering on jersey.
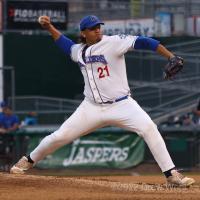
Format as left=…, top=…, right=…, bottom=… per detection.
left=86, top=55, right=107, bottom=65
left=78, top=55, right=108, bottom=69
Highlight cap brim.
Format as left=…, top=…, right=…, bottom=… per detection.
left=82, top=22, right=104, bottom=30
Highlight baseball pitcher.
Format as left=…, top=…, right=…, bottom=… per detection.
left=10, top=15, right=194, bottom=187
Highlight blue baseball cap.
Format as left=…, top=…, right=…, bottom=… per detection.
left=80, top=15, right=104, bottom=31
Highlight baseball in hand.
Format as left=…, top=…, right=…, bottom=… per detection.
left=38, top=16, right=43, bottom=24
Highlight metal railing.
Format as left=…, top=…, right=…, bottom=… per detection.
left=8, top=96, right=81, bottom=114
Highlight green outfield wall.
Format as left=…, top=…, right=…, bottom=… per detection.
left=0, top=126, right=200, bottom=170
left=0, top=127, right=145, bottom=169
left=27, top=129, right=145, bottom=169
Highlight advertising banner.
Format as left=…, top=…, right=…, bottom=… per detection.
left=102, top=18, right=154, bottom=36
left=27, top=131, right=145, bottom=169
left=6, top=0, right=68, bottom=30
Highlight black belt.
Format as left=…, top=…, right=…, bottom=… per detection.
left=100, top=95, right=128, bottom=104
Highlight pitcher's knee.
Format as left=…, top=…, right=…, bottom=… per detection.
left=50, top=128, right=75, bottom=145
left=139, top=121, right=158, bottom=137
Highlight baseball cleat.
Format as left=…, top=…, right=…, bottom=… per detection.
left=167, top=169, right=195, bottom=187
left=10, top=156, right=33, bottom=174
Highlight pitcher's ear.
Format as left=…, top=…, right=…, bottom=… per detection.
left=80, top=31, right=86, bottom=38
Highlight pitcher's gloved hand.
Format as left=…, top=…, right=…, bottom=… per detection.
left=163, top=56, right=184, bottom=80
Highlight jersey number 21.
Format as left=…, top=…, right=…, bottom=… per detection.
left=98, top=66, right=110, bottom=79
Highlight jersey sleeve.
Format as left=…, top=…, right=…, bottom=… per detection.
left=134, top=36, right=160, bottom=51
left=112, top=35, right=138, bottom=55
left=55, top=35, right=75, bottom=56
left=70, top=44, right=82, bottom=62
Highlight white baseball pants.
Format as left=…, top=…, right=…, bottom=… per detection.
left=30, top=97, right=175, bottom=172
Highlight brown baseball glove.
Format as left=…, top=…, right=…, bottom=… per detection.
left=163, top=56, right=184, bottom=80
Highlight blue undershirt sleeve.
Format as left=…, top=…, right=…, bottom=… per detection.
left=55, top=34, right=75, bottom=56
left=134, top=36, right=160, bottom=51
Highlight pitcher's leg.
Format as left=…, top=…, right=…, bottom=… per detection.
left=109, top=97, right=174, bottom=172
left=108, top=97, right=195, bottom=186
left=10, top=100, right=104, bottom=174
left=139, top=123, right=175, bottom=172
left=30, top=100, right=103, bottom=163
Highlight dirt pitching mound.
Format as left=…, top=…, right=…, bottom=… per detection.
left=0, top=173, right=199, bottom=200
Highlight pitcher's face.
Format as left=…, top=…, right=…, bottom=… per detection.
left=81, top=24, right=103, bottom=45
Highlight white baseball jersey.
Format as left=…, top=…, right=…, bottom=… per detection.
left=71, top=35, right=138, bottom=103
